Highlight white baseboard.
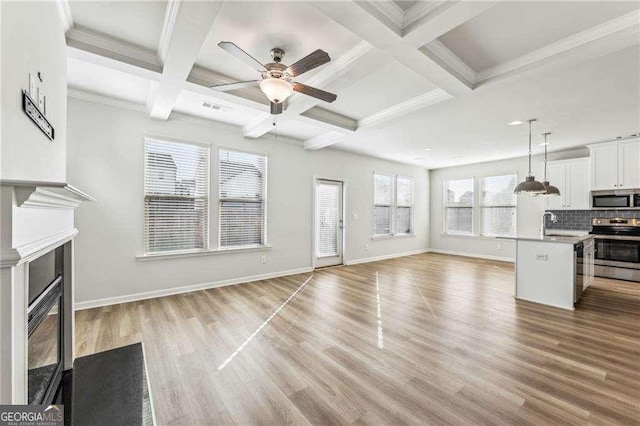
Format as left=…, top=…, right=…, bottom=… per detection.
left=427, top=248, right=514, bottom=263
left=344, top=249, right=429, bottom=266
left=74, top=266, right=314, bottom=310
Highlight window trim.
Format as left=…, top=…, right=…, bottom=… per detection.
left=443, top=173, right=518, bottom=238
left=143, top=136, right=211, bottom=255
left=373, top=172, right=414, bottom=238
left=218, top=148, right=268, bottom=249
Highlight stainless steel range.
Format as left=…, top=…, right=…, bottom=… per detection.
left=590, top=218, right=640, bottom=282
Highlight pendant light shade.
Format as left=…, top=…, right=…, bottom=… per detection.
left=514, top=119, right=546, bottom=195
left=537, top=132, right=561, bottom=197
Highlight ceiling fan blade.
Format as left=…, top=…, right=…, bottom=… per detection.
left=292, top=83, right=337, bottom=103
left=210, top=80, right=260, bottom=92
left=285, top=49, right=330, bottom=77
left=270, top=102, right=283, bottom=115
left=218, top=42, right=267, bottom=72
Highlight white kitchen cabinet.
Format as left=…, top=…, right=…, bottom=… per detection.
left=542, top=158, right=590, bottom=210
left=618, top=139, right=640, bottom=189
left=589, top=138, right=640, bottom=190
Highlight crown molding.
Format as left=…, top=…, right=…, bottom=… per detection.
left=1, top=229, right=79, bottom=268
left=476, top=9, right=640, bottom=83
left=421, top=40, right=477, bottom=85
left=403, top=0, right=446, bottom=28
left=68, top=88, right=148, bottom=113
left=158, top=0, right=182, bottom=64
left=14, top=185, right=95, bottom=210
left=358, top=88, right=452, bottom=128
left=55, top=0, right=73, bottom=33
left=360, top=0, right=404, bottom=32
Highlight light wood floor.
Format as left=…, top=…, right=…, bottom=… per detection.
left=75, top=253, right=640, bottom=425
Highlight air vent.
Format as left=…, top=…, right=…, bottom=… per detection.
left=202, top=101, right=231, bottom=112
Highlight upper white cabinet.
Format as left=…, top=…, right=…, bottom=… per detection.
left=542, top=158, right=590, bottom=210
left=589, top=139, right=640, bottom=190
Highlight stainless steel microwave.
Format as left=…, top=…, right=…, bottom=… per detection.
left=591, top=189, right=640, bottom=210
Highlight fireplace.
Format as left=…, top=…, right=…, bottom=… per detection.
left=27, top=246, right=64, bottom=404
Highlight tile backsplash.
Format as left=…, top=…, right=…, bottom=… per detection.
left=545, top=210, right=640, bottom=231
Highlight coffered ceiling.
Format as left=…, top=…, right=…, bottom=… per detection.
left=61, top=0, right=640, bottom=169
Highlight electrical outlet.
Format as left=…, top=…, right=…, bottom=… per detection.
left=536, top=254, right=548, bottom=261
left=496, top=243, right=502, bottom=250
left=365, top=243, right=369, bottom=251
left=261, top=255, right=266, bottom=264
left=353, top=212, right=359, bottom=220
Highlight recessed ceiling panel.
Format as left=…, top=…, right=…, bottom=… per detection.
left=69, top=1, right=166, bottom=51
left=67, top=57, right=150, bottom=105
left=439, top=1, right=639, bottom=72
left=324, top=60, right=438, bottom=120
left=196, top=2, right=361, bottom=83
left=332, top=46, right=640, bottom=169
left=394, top=1, right=419, bottom=11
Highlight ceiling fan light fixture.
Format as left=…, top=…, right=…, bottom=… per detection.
left=260, top=77, right=293, bottom=104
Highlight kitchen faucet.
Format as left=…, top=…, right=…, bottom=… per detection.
left=541, top=211, right=558, bottom=238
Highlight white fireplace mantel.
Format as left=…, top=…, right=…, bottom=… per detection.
left=0, top=180, right=93, bottom=404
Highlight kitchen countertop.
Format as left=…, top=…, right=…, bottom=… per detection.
left=499, top=231, right=594, bottom=245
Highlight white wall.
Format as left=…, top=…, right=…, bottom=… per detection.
left=429, top=149, right=588, bottom=261
left=1, top=1, right=67, bottom=182
left=67, top=98, right=429, bottom=306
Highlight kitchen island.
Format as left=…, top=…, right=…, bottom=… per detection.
left=501, top=233, right=595, bottom=310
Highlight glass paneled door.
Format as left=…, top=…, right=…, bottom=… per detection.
left=315, top=179, right=344, bottom=268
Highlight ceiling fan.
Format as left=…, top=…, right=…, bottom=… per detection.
left=211, top=42, right=337, bottom=115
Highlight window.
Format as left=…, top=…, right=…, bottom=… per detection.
left=480, top=174, right=517, bottom=237
left=374, top=173, right=393, bottom=235
left=219, top=149, right=267, bottom=248
left=144, top=138, right=209, bottom=254
left=373, top=173, right=414, bottom=236
left=444, top=178, right=474, bottom=235
left=396, top=176, right=413, bottom=234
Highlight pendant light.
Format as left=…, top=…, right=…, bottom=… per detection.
left=537, top=132, right=561, bottom=197
left=514, top=119, right=547, bottom=195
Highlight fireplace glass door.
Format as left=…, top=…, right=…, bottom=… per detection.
left=27, top=277, right=63, bottom=405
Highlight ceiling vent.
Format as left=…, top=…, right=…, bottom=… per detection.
left=202, top=101, right=231, bottom=112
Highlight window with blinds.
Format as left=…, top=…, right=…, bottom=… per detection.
left=480, top=174, right=517, bottom=237
left=444, top=178, right=474, bottom=235
left=219, top=149, right=267, bottom=248
left=374, top=173, right=394, bottom=235
left=316, top=181, right=341, bottom=257
left=396, top=176, right=413, bottom=234
left=144, top=138, right=209, bottom=253
left=374, top=173, right=414, bottom=236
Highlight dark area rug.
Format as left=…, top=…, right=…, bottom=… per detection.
left=70, top=343, right=154, bottom=425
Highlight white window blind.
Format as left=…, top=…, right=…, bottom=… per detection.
left=144, top=138, right=209, bottom=254
left=396, top=176, right=413, bottom=234
left=316, top=181, right=340, bottom=257
left=480, top=174, right=517, bottom=237
left=219, top=150, right=267, bottom=248
left=445, top=178, right=474, bottom=235
left=374, top=173, right=394, bottom=235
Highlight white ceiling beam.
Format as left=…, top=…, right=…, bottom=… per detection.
left=401, top=1, right=497, bottom=46
left=241, top=41, right=374, bottom=139
left=310, top=1, right=485, bottom=96
left=304, top=131, right=346, bottom=151
left=55, top=0, right=73, bottom=33
left=149, top=1, right=224, bottom=120
left=475, top=10, right=640, bottom=85
left=358, top=88, right=452, bottom=129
